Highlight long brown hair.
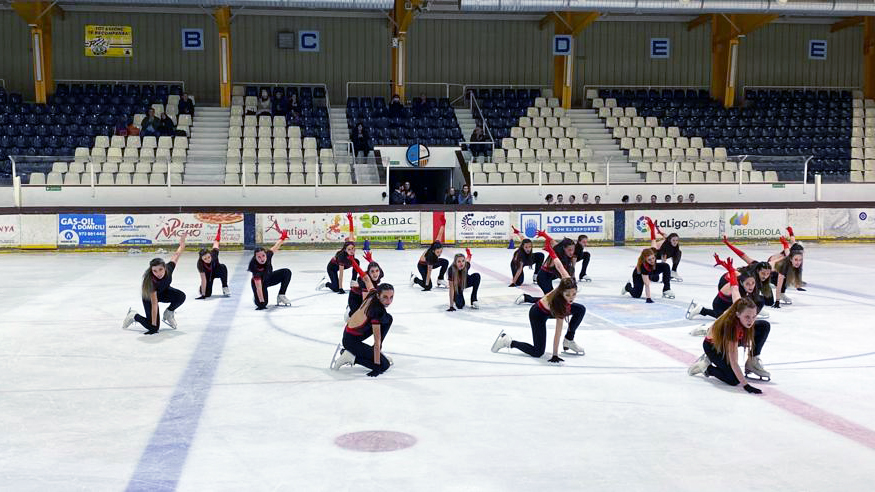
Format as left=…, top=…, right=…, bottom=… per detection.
left=449, top=253, right=468, bottom=292
left=141, top=258, right=164, bottom=300
left=775, top=252, right=803, bottom=288
left=544, top=277, right=577, bottom=318
left=635, top=248, right=655, bottom=273
left=709, top=297, right=757, bottom=357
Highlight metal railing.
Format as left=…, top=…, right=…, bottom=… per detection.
left=345, top=81, right=465, bottom=103
left=741, top=85, right=860, bottom=99
left=458, top=84, right=550, bottom=107
left=55, top=79, right=186, bottom=92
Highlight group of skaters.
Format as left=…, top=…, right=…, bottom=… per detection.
left=121, top=212, right=806, bottom=392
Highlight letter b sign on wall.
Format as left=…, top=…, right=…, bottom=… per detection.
left=181, top=28, right=204, bottom=51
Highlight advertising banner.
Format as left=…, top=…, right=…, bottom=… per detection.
left=456, top=212, right=509, bottom=242
left=820, top=209, right=875, bottom=238
left=517, top=211, right=610, bottom=241
left=85, top=25, right=133, bottom=57
left=259, top=212, right=420, bottom=243
left=723, top=209, right=787, bottom=239
left=626, top=210, right=721, bottom=240
left=106, top=213, right=244, bottom=245
left=0, top=215, right=20, bottom=246
left=59, top=214, right=106, bottom=246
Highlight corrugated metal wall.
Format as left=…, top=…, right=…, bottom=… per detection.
left=231, top=15, right=388, bottom=104
left=51, top=11, right=220, bottom=102
left=407, top=18, right=553, bottom=99
left=576, top=21, right=712, bottom=103
left=0, top=11, right=37, bottom=101
left=737, top=23, right=862, bottom=90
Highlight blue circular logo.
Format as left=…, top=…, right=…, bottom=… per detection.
left=405, top=144, right=430, bottom=167
left=125, top=216, right=135, bottom=225
left=64, top=231, right=74, bottom=240
left=860, top=212, right=868, bottom=221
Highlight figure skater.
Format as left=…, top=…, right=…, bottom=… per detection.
left=249, top=230, right=292, bottom=309
left=330, top=283, right=396, bottom=377
left=318, top=241, right=359, bottom=294
left=347, top=251, right=383, bottom=317
left=509, top=226, right=544, bottom=287
left=574, top=234, right=592, bottom=282
left=447, top=249, right=481, bottom=311
left=122, top=236, right=187, bottom=334
left=621, top=243, right=674, bottom=302
left=196, top=225, right=229, bottom=299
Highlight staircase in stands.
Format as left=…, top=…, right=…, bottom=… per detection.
left=566, top=108, right=641, bottom=182
left=183, top=107, right=230, bottom=185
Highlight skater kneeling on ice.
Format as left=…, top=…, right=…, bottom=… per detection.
left=332, top=283, right=396, bottom=377
left=688, top=257, right=771, bottom=393
left=446, top=249, right=480, bottom=311
left=122, top=236, right=187, bottom=335
left=196, top=225, right=230, bottom=299
left=249, top=230, right=292, bottom=310
left=621, top=246, right=674, bottom=302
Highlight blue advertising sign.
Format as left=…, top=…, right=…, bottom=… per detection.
left=59, top=214, right=106, bottom=245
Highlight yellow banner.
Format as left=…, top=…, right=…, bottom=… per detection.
left=84, top=25, right=132, bottom=57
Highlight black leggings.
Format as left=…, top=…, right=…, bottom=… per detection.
left=703, top=320, right=771, bottom=385
left=510, top=303, right=587, bottom=357
left=660, top=249, right=682, bottom=272
left=537, top=269, right=559, bottom=295
left=624, top=263, right=672, bottom=298
left=202, top=264, right=229, bottom=297
left=577, top=252, right=591, bottom=278
left=326, top=259, right=359, bottom=293
left=700, top=294, right=733, bottom=318
left=413, top=259, right=449, bottom=289
left=347, top=290, right=364, bottom=317
left=134, top=287, right=186, bottom=330
left=510, top=252, right=545, bottom=286
left=251, top=268, right=292, bottom=307
left=452, top=273, right=481, bottom=308
left=769, top=271, right=788, bottom=294
left=342, top=313, right=393, bottom=372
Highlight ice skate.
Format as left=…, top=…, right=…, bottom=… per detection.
left=685, top=300, right=702, bottom=320
left=162, top=310, right=178, bottom=329
left=689, top=323, right=709, bottom=337
left=688, top=353, right=710, bottom=376
left=662, top=290, right=676, bottom=299
left=222, top=286, right=231, bottom=296
left=276, top=294, right=291, bottom=306
left=121, top=308, right=136, bottom=330
left=579, top=275, right=592, bottom=282
left=330, top=345, right=355, bottom=370
left=620, top=284, right=630, bottom=296
left=470, top=301, right=480, bottom=309
left=491, top=331, right=512, bottom=353
left=385, top=354, right=394, bottom=366
left=436, top=279, right=448, bottom=289
left=780, top=293, right=793, bottom=305
left=671, top=271, right=683, bottom=282
left=745, top=356, right=771, bottom=381
left=514, top=294, right=526, bottom=305
left=409, top=272, right=416, bottom=287
left=757, top=310, right=770, bottom=319
left=315, top=276, right=328, bottom=291
left=562, top=338, right=585, bottom=355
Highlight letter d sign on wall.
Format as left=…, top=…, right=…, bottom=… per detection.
left=181, top=28, right=204, bottom=51
left=553, top=35, right=572, bottom=56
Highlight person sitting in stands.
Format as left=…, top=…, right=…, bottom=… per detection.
left=140, top=108, right=161, bottom=137
left=444, top=187, right=458, bottom=204
left=413, top=93, right=428, bottom=117
left=469, top=127, right=489, bottom=158
left=159, top=113, right=179, bottom=137
left=458, top=184, right=473, bottom=205
left=178, top=93, right=195, bottom=116
left=256, top=89, right=272, bottom=117
left=352, top=123, right=371, bottom=159
left=388, top=94, right=404, bottom=119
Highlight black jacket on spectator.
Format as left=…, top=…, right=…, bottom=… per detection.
left=352, top=128, right=371, bottom=156
left=159, top=115, right=177, bottom=136
left=178, top=99, right=195, bottom=116
left=388, top=101, right=404, bottom=119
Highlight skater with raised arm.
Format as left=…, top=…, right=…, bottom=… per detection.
left=122, top=236, right=187, bottom=334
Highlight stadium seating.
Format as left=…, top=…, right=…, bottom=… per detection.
left=345, top=96, right=463, bottom=147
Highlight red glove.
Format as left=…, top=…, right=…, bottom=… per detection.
left=511, top=225, right=520, bottom=235
left=545, top=246, right=558, bottom=260
left=787, top=226, right=795, bottom=237
left=723, top=235, right=746, bottom=260
left=363, top=251, right=373, bottom=263
left=349, top=255, right=366, bottom=278
left=779, top=236, right=790, bottom=250
left=465, top=248, right=472, bottom=261
left=438, top=215, right=446, bottom=227
left=645, top=217, right=656, bottom=240
left=346, top=212, right=354, bottom=233
left=214, top=224, right=222, bottom=242
left=714, top=254, right=737, bottom=286
left=279, top=229, right=289, bottom=241
left=535, top=229, right=553, bottom=242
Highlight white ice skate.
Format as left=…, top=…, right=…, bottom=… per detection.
left=121, top=308, right=136, bottom=330
left=277, top=294, right=291, bottom=306
left=579, top=275, right=592, bottom=282
left=688, top=354, right=710, bottom=376
left=514, top=294, right=526, bottom=305
left=689, top=323, right=709, bottom=337
left=409, top=272, right=416, bottom=287
left=745, top=356, right=771, bottom=381
left=620, top=284, right=629, bottom=296
left=330, top=345, right=355, bottom=370
left=162, top=310, right=178, bottom=329
left=662, top=290, right=676, bottom=299
left=562, top=338, right=585, bottom=355
left=385, top=354, right=394, bottom=366
left=491, top=331, right=512, bottom=353
left=470, top=301, right=480, bottom=309
left=437, top=279, right=448, bottom=289
left=757, top=310, right=770, bottom=319
left=671, top=271, right=683, bottom=282
left=780, top=293, right=793, bottom=305
left=315, top=276, right=328, bottom=291
left=685, top=300, right=703, bottom=320
left=222, top=286, right=231, bottom=296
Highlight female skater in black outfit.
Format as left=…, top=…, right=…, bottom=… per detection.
left=516, top=232, right=574, bottom=304
left=621, top=246, right=674, bottom=302
left=331, top=283, right=396, bottom=377
left=411, top=241, right=449, bottom=291
left=318, top=241, right=359, bottom=294
left=347, top=251, right=383, bottom=317
left=574, top=234, right=592, bottom=282
left=249, top=230, right=292, bottom=309
left=509, top=226, right=544, bottom=287
left=196, top=225, right=229, bottom=299
left=447, top=249, right=481, bottom=311
left=122, top=236, right=187, bottom=334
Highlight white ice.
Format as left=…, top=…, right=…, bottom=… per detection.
left=1, top=243, right=875, bottom=491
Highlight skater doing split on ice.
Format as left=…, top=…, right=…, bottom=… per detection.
left=249, top=230, right=292, bottom=310
left=196, top=225, right=230, bottom=299
left=122, top=236, right=187, bottom=335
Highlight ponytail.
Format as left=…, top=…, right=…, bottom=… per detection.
left=141, top=258, right=164, bottom=300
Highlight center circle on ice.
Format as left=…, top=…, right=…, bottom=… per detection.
left=335, top=431, right=417, bottom=452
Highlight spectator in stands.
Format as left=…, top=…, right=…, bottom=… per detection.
left=413, top=93, right=428, bottom=117
left=458, top=184, right=473, bottom=205
left=390, top=183, right=404, bottom=204
left=594, top=195, right=602, bottom=204
left=569, top=195, right=576, bottom=205
left=581, top=193, right=589, bottom=204
left=388, top=94, right=404, bottom=119
left=635, top=194, right=643, bottom=204
left=287, top=109, right=303, bottom=128
left=444, top=187, right=458, bottom=204
left=141, top=108, right=161, bottom=137
left=126, top=121, right=140, bottom=136
left=650, top=195, right=658, bottom=204
left=557, top=194, right=564, bottom=205
left=178, top=93, right=195, bottom=116
left=352, top=123, right=371, bottom=159
left=688, top=193, right=696, bottom=203
left=664, top=195, right=672, bottom=203
left=621, top=195, right=629, bottom=204
left=469, top=127, right=489, bottom=159
left=272, top=93, right=288, bottom=115
left=159, top=113, right=178, bottom=137
left=288, top=93, right=299, bottom=114
left=403, top=182, right=417, bottom=204
left=256, top=89, right=272, bottom=117
left=676, top=195, right=684, bottom=204
left=545, top=194, right=554, bottom=205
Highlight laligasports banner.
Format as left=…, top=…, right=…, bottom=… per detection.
left=626, top=210, right=721, bottom=239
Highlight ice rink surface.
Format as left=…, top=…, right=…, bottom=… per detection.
left=1, top=243, right=875, bottom=491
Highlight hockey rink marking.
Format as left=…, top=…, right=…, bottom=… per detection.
left=125, top=255, right=251, bottom=492
left=618, top=329, right=875, bottom=452
left=334, top=431, right=417, bottom=452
